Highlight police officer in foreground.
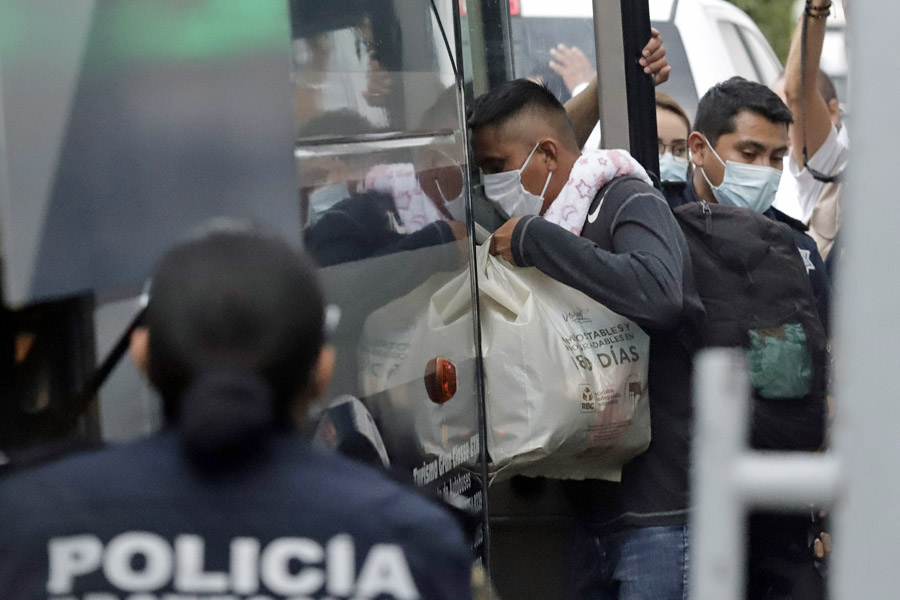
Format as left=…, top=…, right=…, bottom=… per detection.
left=0, top=222, right=472, bottom=600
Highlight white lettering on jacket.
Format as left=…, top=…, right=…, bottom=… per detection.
left=46, top=533, right=420, bottom=599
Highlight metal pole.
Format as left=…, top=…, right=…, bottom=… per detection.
left=691, top=349, right=842, bottom=600
left=690, top=349, right=750, bottom=600
left=734, top=453, right=839, bottom=509
left=832, top=2, right=900, bottom=597
left=464, top=0, right=491, bottom=96
left=591, top=0, right=630, bottom=151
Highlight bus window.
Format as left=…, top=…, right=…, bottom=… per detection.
left=290, top=0, right=488, bottom=559
left=0, top=0, right=299, bottom=451
left=509, top=15, right=598, bottom=104
left=291, top=0, right=458, bottom=138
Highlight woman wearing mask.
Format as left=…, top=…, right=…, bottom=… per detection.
left=656, top=91, right=692, bottom=183
left=0, top=222, right=472, bottom=600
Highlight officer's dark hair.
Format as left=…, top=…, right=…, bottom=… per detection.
left=146, top=220, right=324, bottom=462
left=467, top=79, right=580, bottom=151
left=694, top=76, right=793, bottom=147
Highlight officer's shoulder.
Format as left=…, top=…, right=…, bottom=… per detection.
left=313, top=450, right=468, bottom=550
left=0, top=439, right=152, bottom=531
left=0, top=435, right=169, bottom=494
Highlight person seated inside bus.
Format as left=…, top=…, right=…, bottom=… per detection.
left=304, top=189, right=466, bottom=267
left=0, top=222, right=473, bottom=600
left=663, top=77, right=831, bottom=337
left=468, top=78, right=703, bottom=600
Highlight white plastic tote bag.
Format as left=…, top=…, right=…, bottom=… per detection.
left=360, top=245, right=651, bottom=482
left=473, top=246, right=651, bottom=481
left=359, top=269, right=480, bottom=465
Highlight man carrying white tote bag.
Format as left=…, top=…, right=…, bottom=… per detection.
left=470, top=79, right=703, bottom=600
left=360, top=240, right=652, bottom=482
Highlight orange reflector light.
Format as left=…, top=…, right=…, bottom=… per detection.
left=425, top=357, right=457, bottom=405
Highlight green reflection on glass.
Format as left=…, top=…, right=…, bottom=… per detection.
left=95, top=0, right=288, bottom=64
left=0, top=1, right=288, bottom=66
left=0, top=3, right=29, bottom=59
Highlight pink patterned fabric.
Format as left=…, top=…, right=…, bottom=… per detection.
left=542, top=150, right=651, bottom=236
left=363, top=163, right=444, bottom=233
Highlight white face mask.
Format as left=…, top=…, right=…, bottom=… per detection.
left=435, top=180, right=467, bottom=221
left=482, top=142, right=553, bottom=218
left=308, top=181, right=350, bottom=224
left=699, top=137, right=782, bottom=213
left=659, top=152, right=689, bottom=182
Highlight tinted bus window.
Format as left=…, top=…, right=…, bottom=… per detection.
left=496, top=16, right=699, bottom=124
left=290, top=0, right=487, bottom=559
left=0, top=0, right=299, bottom=446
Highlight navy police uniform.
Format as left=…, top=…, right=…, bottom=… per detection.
left=0, top=432, right=472, bottom=600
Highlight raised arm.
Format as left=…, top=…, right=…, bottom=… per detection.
left=564, top=74, right=600, bottom=148
left=563, top=28, right=670, bottom=148
left=783, top=0, right=834, bottom=165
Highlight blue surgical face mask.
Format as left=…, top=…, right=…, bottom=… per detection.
left=308, top=181, right=351, bottom=223
left=482, top=142, right=553, bottom=218
left=699, top=137, right=782, bottom=213
left=659, top=152, right=689, bottom=182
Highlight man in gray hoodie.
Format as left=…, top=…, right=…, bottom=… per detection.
left=469, top=79, right=702, bottom=600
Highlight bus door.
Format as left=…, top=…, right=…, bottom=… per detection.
left=289, top=0, right=490, bottom=563
left=461, top=1, right=660, bottom=597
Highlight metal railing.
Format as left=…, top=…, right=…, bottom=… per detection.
left=690, top=349, right=840, bottom=600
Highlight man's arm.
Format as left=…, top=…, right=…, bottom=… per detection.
left=564, top=74, right=600, bottom=149
left=549, top=44, right=596, bottom=95
left=783, top=0, right=834, bottom=165
left=502, top=187, right=686, bottom=331
left=564, top=28, right=670, bottom=148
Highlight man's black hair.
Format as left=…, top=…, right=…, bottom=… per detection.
left=467, top=79, right=578, bottom=148
left=694, top=77, right=793, bottom=147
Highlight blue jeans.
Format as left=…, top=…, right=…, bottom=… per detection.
left=570, top=524, right=689, bottom=600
